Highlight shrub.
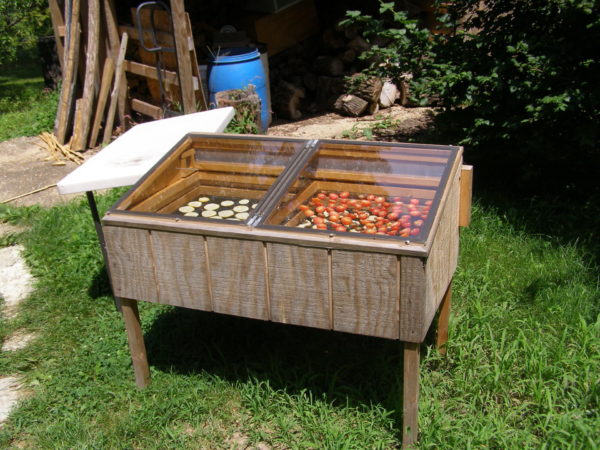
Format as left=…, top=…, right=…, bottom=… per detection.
left=343, top=0, right=600, bottom=196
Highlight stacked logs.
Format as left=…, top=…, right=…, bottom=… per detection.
left=269, top=24, right=407, bottom=120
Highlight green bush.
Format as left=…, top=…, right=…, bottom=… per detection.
left=0, top=0, right=51, bottom=65
left=343, top=0, right=600, bottom=196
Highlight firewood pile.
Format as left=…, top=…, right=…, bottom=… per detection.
left=269, top=22, right=408, bottom=121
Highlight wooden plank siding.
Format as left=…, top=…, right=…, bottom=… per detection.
left=267, top=243, right=330, bottom=329
left=332, top=250, right=399, bottom=339
left=206, top=237, right=268, bottom=320
left=104, top=226, right=159, bottom=302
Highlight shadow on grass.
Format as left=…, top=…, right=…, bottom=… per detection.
left=377, top=112, right=600, bottom=266
left=143, top=306, right=406, bottom=416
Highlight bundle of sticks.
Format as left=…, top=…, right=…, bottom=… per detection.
left=38, top=132, right=84, bottom=166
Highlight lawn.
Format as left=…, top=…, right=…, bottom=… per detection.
left=0, top=55, right=598, bottom=448
left=0, top=54, right=58, bottom=141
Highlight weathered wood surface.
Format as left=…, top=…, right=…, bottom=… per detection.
left=332, top=250, right=399, bottom=339
left=436, top=282, right=451, bottom=355
left=48, top=0, right=65, bottom=70
left=150, top=231, right=212, bottom=310
left=120, top=298, right=151, bottom=388
left=104, top=226, right=158, bottom=302
left=399, top=256, right=426, bottom=343
left=89, top=57, right=115, bottom=148
left=333, top=94, right=368, bottom=117
left=206, top=237, right=268, bottom=320
left=459, top=165, right=473, bottom=227
left=102, top=32, right=128, bottom=144
left=103, top=212, right=429, bottom=258
left=71, top=0, right=100, bottom=151
left=170, top=0, right=196, bottom=113
left=131, top=98, right=164, bottom=119
left=403, top=342, right=420, bottom=447
left=267, top=243, right=330, bottom=329
left=422, top=164, right=460, bottom=340
left=54, top=0, right=81, bottom=144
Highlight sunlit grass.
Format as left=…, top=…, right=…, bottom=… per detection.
left=0, top=194, right=598, bottom=448
left=0, top=56, right=59, bottom=141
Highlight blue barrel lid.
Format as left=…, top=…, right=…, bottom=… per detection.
left=210, top=47, right=260, bottom=64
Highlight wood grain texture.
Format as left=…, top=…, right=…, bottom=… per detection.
left=102, top=32, right=128, bottom=144
left=185, top=11, right=207, bottom=110
left=120, top=298, right=151, bottom=388
left=48, top=0, right=65, bottom=70
left=104, top=226, right=159, bottom=302
left=70, top=0, right=100, bottom=151
left=103, top=211, right=429, bottom=258
left=403, top=342, right=420, bottom=447
left=436, top=282, right=451, bottom=355
left=267, top=243, right=329, bottom=329
left=459, top=165, right=473, bottom=227
left=89, top=57, right=115, bottom=148
left=131, top=98, right=164, bottom=119
left=124, top=59, right=180, bottom=86
left=422, top=165, right=460, bottom=341
left=399, top=256, right=426, bottom=343
left=150, top=231, right=212, bottom=310
left=117, top=138, right=191, bottom=210
left=170, top=0, right=196, bottom=113
left=206, top=237, right=268, bottom=320
left=54, top=0, right=81, bottom=144
left=332, top=250, right=399, bottom=339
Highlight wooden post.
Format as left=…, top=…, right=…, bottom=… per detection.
left=120, top=298, right=151, bottom=388
left=459, top=165, right=473, bottom=227
left=436, top=282, right=452, bottom=355
left=89, top=57, right=115, bottom=148
left=403, top=342, right=420, bottom=448
left=48, top=0, right=65, bottom=70
left=71, top=0, right=100, bottom=151
left=54, top=0, right=81, bottom=144
left=170, top=0, right=196, bottom=114
left=103, top=32, right=128, bottom=145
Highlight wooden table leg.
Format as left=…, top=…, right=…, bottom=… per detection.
left=436, top=282, right=452, bottom=355
left=121, top=298, right=151, bottom=388
left=403, top=342, right=420, bottom=448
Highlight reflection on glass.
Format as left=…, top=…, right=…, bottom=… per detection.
left=116, top=136, right=306, bottom=224
left=265, top=141, right=456, bottom=242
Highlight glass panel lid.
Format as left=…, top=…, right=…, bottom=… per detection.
left=114, top=135, right=307, bottom=224
left=262, top=140, right=459, bottom=242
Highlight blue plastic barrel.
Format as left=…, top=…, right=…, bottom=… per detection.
left=208, top=48, right=269, bottom=132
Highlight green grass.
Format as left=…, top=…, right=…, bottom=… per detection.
left=0, top=55, right=59, bottom=141
left=0, top=192, right=598, bottom=448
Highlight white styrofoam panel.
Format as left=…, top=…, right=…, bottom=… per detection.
left=57, top=107, right=235, bottom=194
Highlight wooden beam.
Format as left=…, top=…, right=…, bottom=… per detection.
left=48, top=0, right=65, bottom=70
left=436, top=282, right=452, bottom=355
left=131, top=98, right=164, bottom=119
left=89, top=57, right=115, bottom=148
left=403, top=342, right=420, bottom=448
left=170, top=0, right=196, bottom=114
left=102, top=0, right=120, bottom=58
left=120, top=298, right=151, bottom=388
left=103, top=33, right=128, bottom=145
left=124, top=60, right=180, bottom=86
left=71, top=0, right=100, bottom=151
left=185, top=12, right=207, bottom=110
left=459, top=165, right=473, bottom=227
left=118, top=24, right=174, bottom=47
left=54, top=0, right=81, bottom=145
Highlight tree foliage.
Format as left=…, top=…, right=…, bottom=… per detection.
left=343, top=0, right=600, bottom=195
left=0, top=0, right=52, bottom=65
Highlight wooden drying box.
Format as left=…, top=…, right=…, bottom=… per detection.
left=102, top=133, right=473, bottom=447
